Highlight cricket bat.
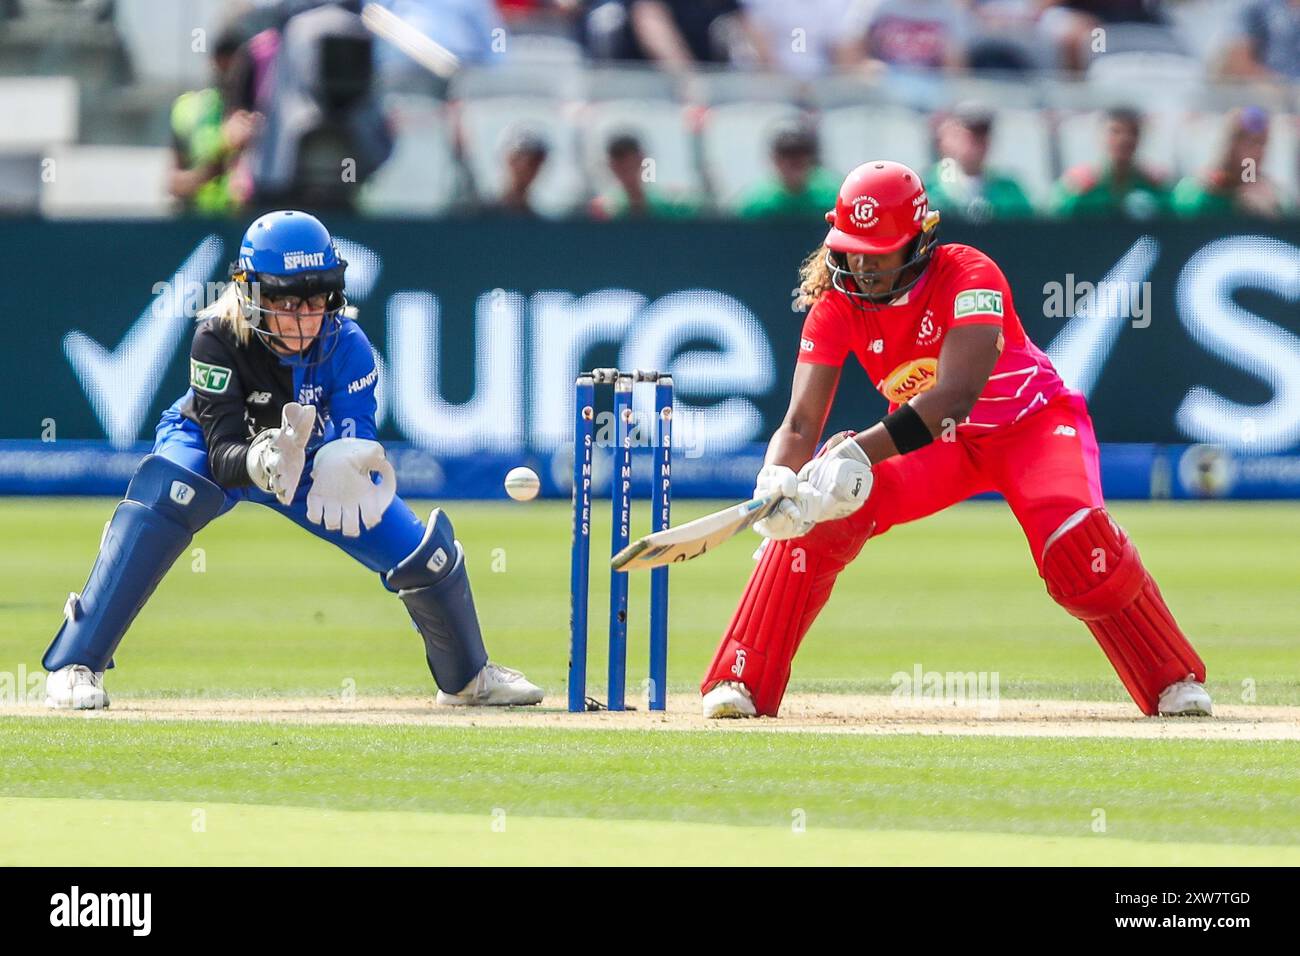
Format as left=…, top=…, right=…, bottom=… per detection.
left=361, top=2, right=461, bottom=79
left=610, top=492, right=784, bottom=571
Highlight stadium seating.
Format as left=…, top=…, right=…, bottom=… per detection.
left=698, top=100, right=805, bottom=210
left=0, top=76, right=79, bottom=151
left=1176, top=111, right=1300, bottom=202
left=0, top=0, right=1291, bottom=220
left=577, top=98, right=701, bottom=204
left=455, top=94, right=586, bottom=217
left=1056, top=109, right=1180, bottom=181
left=40, top=144, right=173, bottom=217
left=0, top=76, right=79, bottom=214
left=986, top=109, right=1055, bottom=207
left=819, top=105, right=932, bottom=178
left=360, top=95, right=460, bottom=217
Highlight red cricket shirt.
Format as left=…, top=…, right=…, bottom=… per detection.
left=798, top=243, right=1065, bottom=430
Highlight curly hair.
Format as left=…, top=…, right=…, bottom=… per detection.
left=795, top=244, right=834, bottom=312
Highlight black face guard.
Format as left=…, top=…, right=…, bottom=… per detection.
left=231, top=261, right=348, bottom=367
left=827, top=215, right=941, bottom=309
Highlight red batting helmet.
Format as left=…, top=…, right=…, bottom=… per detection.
left=823, top=160, right=941, bottom=304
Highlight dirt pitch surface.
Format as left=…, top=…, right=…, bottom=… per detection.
left=9, top=694, right=1299, bottom=740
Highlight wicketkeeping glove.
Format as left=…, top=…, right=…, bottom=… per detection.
left=306, top=438, right=397, bottom=538
left=246, top=402, right=316, bottom=505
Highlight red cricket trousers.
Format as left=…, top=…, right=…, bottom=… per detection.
left=702, top=390, right=1205, bottom=715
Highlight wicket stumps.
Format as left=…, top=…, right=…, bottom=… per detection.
left=569, top=368, right=673, bottom=712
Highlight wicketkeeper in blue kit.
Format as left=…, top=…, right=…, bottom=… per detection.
left=43, top=210, right=543, bottom=710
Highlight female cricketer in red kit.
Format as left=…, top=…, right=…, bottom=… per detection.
left=700, top=161, right=1211, bottom=719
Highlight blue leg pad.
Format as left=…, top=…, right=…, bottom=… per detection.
left=43, top=456, right=225, bottom=673
left=385, top=508, right=489, bottom=693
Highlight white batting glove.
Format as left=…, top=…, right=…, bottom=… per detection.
left=756, top=482, right=827, bottom=540
left=246, top=402, right=316, bottom=505
left=307, top=438, right=397, bottom=538
left=797, top=431, right=873, bottom=522
left=751, top=464, right=822, bottom=541
left=753, top=463, right=797, bottom=500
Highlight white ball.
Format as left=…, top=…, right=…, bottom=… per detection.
left=504, top=466, right=541, bottom=502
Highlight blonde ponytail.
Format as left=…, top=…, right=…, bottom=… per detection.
left=198, top=283, right=253, bottom=346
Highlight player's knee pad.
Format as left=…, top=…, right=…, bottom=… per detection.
left=43, top=456, right=225, bottom=673
left=702, top=530, right=851, bottom=717
left=803, top=502, right=878, bottom=564
left=384, top=508, right=488, bottom=693
left=1042, top=507, right=1205, bottom=715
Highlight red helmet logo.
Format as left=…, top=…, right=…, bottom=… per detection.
left=849, top=195, right=879, bottom=228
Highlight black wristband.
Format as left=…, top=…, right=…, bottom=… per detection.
left=881, top=402, right=934, bottom=454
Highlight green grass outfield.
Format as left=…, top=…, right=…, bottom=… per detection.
left=3, top=722, right=1299, bottom=865
left=1, top=497, right=1298, bottom=864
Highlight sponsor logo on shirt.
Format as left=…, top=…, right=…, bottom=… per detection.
left=190, top=359, right=231, bottom=393
left=800, top=337, right=815, bottom=352
left=881, top=358, right=939, bottom=403
left=247, top=391, right=272, bottom=405
left=849, top=194, right=879, bottom=228
left=869, top=338, right=884, bottom=353
left=954, top=288, right=1004, bottom=319
left=1053, top=425, right=1077, bottom=437
left=299, top=385, right=323, bottom=404
left=282, top=250, right=327, bottom=271
left=916, top=311, right=942, bottom=346
left=347, top=368, right=379, bottom=394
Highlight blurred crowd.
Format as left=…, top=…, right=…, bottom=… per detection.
left=928, top=101, right=1290, bottom=220
left=545, top=0, right=1300, bottom=84
left=4, top=0, right=1298, bottom=220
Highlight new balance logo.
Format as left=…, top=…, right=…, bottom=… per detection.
left=247, top=391, right=272, bottom=405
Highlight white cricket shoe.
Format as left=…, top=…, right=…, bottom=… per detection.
left=45, top=665, right=109, bottom=711
left=1157, top=675, right=1213, bottom=716
left=436, top=662, right=543, bottom=707
left=702, top=681, right=757, bottom=718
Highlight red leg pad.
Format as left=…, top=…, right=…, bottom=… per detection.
left=1042, top=508, right=1205, bottom=715
left=701, top=516, right=869, bottom=716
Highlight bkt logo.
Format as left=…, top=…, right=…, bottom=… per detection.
left=282, top=250, right=326, bottom=270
